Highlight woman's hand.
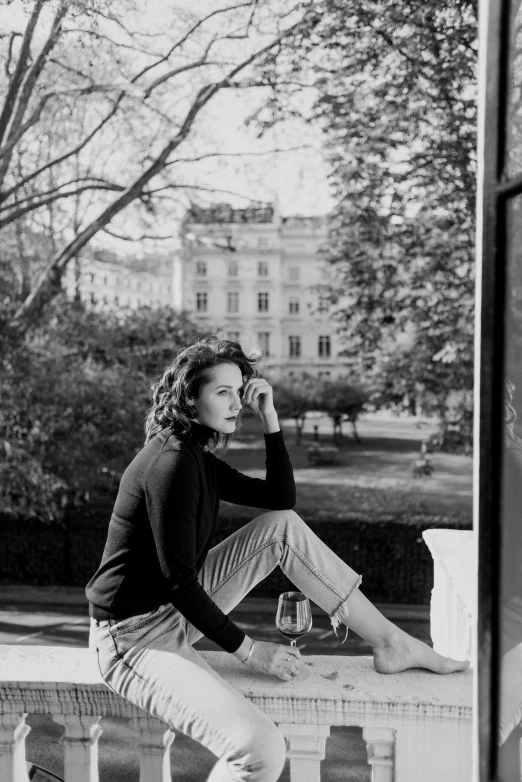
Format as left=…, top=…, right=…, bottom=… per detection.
left=246, top=640, right=302, bottom=681
left=242, top=377, right=276, bottom=420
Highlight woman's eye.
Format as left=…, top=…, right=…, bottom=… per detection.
left=218, top=390, right=227, bottom=396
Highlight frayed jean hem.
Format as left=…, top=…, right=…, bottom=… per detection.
left=329, top=575, right=363, bottom=643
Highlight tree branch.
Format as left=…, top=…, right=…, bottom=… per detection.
left=1, top=95, right=124, bottom=203
left=0, top=183, right=125, bottom=228
left=134, top=2, right=255, bottom=84
left=0, top=1, right=69, bottom=187
left=142, top=44, right=215, bottom=99
left=101, top=227, right=174, bottom=241
left=13, top=12, right=311, bottom=322
left=5, top=32, right=23, bottom=77
left=1, top=175, right=125, bottom=213
left=0, top=0, right=46, bottom=144
left=0, top=84, right=127, bottom=164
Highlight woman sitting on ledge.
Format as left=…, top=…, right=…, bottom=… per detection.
left=87, top=336, right=468, bottom=782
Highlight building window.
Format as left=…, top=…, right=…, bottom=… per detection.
left=258, top=292, right=269, bottom=312
left=258, top=237, right=268, bottom=248
left=318, top=370, right=331, bottom=378
left=196, top=261, right=207, bottom=276
left=289, top=336, right=301, bottom=358
left=114, top=296, right=119, bottom=306
left=289, top=297, right=300, bottom=314
left=318, top=335, right=331, bottom=358
left=258, top=261, right=269, bottom=276
left=90, top=292, right=96, bottom=305
left=288, top=266, right=300, bottom=281
left=227, top=331, right=240, bottom=342
left=317, top=297, right=329, bottom=313
left=227, top=291, right=239, bottom=313
left=257, top=332, right=270, bottom=356
left=196, top=292, right=208, bottom=312
left=228, top=262, right=238, bottom=276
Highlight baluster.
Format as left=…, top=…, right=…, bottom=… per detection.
left=130, top=716, right=174, bottom=782
left=278, top=723, right=330, bottom=782
left=362, top=727, right=395, bottom=782
left=0, top=713, right=31, bottom=782
left=53, top=714, right=102, bottom=782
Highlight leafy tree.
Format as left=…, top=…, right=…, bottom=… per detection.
left=311, top=378, right=368, bottom=444
left=0, top=294, right=201, bottom=521
left=299, top=0, right=477, bottom=427
left=271, top=373, right=316, bottom=445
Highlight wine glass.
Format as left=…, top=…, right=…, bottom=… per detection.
left=276, top=591, right=312, bottom=679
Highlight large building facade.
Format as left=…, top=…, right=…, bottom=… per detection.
left=177, top=202, right=350, bottom=378
left=63, top=249, right=173, bottom=310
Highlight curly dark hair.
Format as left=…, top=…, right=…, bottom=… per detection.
left=144, top=336, right=260, bottom=449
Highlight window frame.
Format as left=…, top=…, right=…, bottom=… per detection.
left=227, top=291, right=239, bottom=313
left=196, top=291, right=208, bottom=312
left=258, top=291, right=269, bottom=312
left=289, top=297, right=300, bottom=315
left=477, top=1, right=519, bottom=777
left=318, top=335, right=331, bottom=358
left=288, top=335, right=301, bottom=358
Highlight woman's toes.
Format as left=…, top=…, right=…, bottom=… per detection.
left=440, top=656, right=470, bottom=674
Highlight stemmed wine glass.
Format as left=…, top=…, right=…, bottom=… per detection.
left=276, top=591, right=312, bottom=679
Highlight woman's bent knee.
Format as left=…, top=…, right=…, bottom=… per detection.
left=257, top=508, right=303, bottom=532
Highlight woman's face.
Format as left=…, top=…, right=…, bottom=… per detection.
left=189, top=362, right=244, bottom=433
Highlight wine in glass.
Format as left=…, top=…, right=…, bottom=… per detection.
left=276, top=591, right=312, bottom=679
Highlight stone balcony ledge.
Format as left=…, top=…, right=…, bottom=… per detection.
left=0, top=645, right=472, bottom=782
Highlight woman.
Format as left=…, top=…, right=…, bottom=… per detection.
left=87, top=336, right=468, bottom=782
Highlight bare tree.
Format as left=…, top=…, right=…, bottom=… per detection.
left=0, top=0, right=315, bottom=323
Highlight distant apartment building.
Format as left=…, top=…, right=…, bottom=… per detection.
left=177, top=202, right=350, bottom=379
left=63, top=249, right=173, bottom=310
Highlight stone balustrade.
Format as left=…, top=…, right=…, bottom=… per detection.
left=0, top=645, right=472, bottom=782
left=422, top=529, right=477, bottom=659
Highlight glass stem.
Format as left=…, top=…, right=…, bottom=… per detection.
left=290, top=639, right=297, bottom=647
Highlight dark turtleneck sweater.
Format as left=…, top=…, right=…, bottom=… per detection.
left=86, top=422, right=296, bottom=653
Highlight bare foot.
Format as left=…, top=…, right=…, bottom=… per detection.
left=373, top=631, right=470, bottom=675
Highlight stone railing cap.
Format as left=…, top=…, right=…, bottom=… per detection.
left=0, top=646, right=472, bottom=709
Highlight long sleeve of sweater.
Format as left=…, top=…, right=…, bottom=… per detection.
left=216, top=430, right=296, bottom=509
left=144, top=449, right=245, bottom=653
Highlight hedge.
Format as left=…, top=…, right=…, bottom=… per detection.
left=0, top=512, right=471, bottom=605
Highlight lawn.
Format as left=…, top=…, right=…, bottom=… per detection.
left=218, top=411, right=473, bottom=525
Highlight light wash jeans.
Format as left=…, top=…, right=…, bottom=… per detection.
left=89, top=509, right=362, bottom=782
